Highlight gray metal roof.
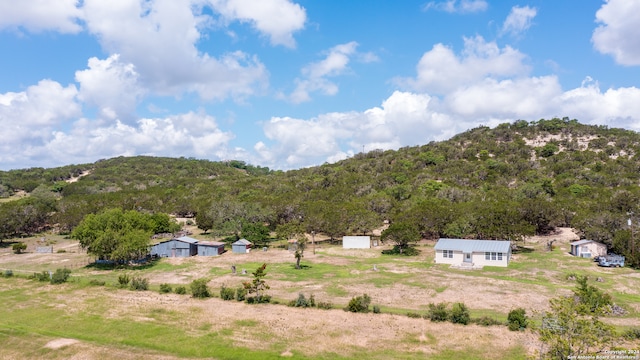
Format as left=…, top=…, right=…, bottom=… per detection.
left=434, top=238, right=511, bottom=253
left=197, top=241, right=225, bottom=247
left=233, top=238, right=252, bottom=245
left=175, top=236, right=199, bottom=244
left=570, top=239, right=595, bottom=246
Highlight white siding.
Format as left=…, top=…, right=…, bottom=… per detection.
left=343, top=236, right=371, bottom=249
left=435, top=249, right=464, bottom=265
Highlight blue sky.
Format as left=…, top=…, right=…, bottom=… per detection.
left=1, top=0, right=639, bottom=171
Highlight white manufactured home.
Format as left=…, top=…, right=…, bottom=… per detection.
left=342, top=236, right=371, bottom=249
left=434, top=238, right=511, bottom=268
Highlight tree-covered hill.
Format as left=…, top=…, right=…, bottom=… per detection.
left=1, top=118, right=640, bottom=266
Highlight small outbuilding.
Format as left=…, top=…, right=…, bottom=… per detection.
left=150, top=236, right=199, bottom=257
left=434, top=238, right=511, bottom=268
left=342, top=236, right=371, bottom=249
left=570, top=240, right=607, bottom=258
left=197, top=241, right=226, bottom=256
left=232, top=238, right=252, bottom=254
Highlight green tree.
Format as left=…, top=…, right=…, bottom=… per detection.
left=538, top=280, right=614, bottom=359
left=381, top=222, right=419, bottom=254
left=241, top=222, right=270, bottom=248
left=294, top=236, right=307, bottom=269
left=71, top=208, right=157, bottom=262
left=243, top=263, right=270, bottom=303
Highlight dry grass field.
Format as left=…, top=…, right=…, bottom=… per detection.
left=0, top=228, right=639, bottom=359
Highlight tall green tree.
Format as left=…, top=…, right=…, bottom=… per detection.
left=71, top=208, right=159, bottom=262
left=381, top=222, right=419, bottom=254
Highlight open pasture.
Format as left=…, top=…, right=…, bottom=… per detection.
left=0, top=228, right=639, bottom=359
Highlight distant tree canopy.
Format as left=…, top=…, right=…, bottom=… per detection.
left=3, top=119, right=640, bottom=266
left=71, top=208, right=179, bottom=262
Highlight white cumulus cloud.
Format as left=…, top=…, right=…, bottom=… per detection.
left=592, top=0, right=640, bottom=66
left=397, top=36, right=530, bottom=94
left=82, top=0, right=268, bottom=100
left=208, top=0, right=306, bottom=48
left=0, top=0, right=83, bottom=33
left=75, top=54, right=145, bottom=122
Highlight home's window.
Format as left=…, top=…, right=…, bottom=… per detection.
left=498, top=252, right=503, bottom=261
left=491, top=252, right=497, bottom=260
left=485, top=252, right=490, bottom=260
left=443, top=250, right=453, bottom=258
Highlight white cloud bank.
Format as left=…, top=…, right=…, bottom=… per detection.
left=592, top=0, right=640, bottom=66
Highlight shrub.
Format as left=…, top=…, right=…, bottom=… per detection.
left=236, top=286, right=246, bottom=301
left=56, top=249, right=67, bottom=253
left=427, top=303, right=449, bottom=322
left=159, top=283, right=172, bottom=294
left=50, top=268, right=71, bottom=284
left=346, top=294, right=371, bottom=313
left=12, top=242, right=27, bottom=254
left=117, top=274, right=131, bottom=288
left=309, top=293, right=316, bottom=307
left=472, top=316, right=503, bottom=327
left=190, top=278, right=210, bottom=298
left=3, top=269, right=13, bottom=277
left=220, top=285, right=235, bottom=300
left=89, top=279, right=106, bottom=286
left=130, top=276, right=149, bottom=291
left=623, top=328, right=640, bottom=340
left=450, top=302, right=470, bottom=325
left=246, top=295, right=271, bottom=304
left=373, top=305, right=381, bottom=314
left=407, top=312, right=422, bottom=318
left=317, top=301, right=333, bottom=310
left=381, top=246, right=421, bottom=256
left=31, top=271, right=50, bottom=282
left=507, top=308, right=528, bottom=331
left=289, top=293, right=311, bottom=308
left=174, top=286, right=187, bottom=295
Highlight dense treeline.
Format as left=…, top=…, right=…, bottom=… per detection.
left=1, top=118, right=640, bottom=267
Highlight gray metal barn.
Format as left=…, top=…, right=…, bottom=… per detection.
left=197, top=241, right=226, bottom=256
left=232, top=238, right=252, bottom=254
left=150, top=236, right=199, bottom=257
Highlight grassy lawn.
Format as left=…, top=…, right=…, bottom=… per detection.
left=0, top=233, right=639, bottom=358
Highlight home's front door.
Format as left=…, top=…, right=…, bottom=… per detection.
left=464, top=253, right=472, bottom=263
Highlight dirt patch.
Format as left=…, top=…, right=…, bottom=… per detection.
left=44, top=338, right=79, bottom=349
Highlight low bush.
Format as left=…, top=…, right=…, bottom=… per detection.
left=174, top=286, right=186, bottom=295
left=88, top=279, right=106, bottom=286
left=317, top=301, right=333, bottom=310
left=117, top=274, right=131, bottom=288
left=406, top=312, right=422, bottom=318
left=381, top=246, right=420, bottom=256
left=246, top=295, right=271, bottom=304
left=472, top=316, right=503, bottom=327
left=235, top=286, right=246, bottom=301
left=190, top=278, right=210, bottom=298
left=31, top=271, right=50, bottom=282
left=12, top=242, right=27, bottom=254
left=373, top=305, right=381, bottom=314
left=56, top=249, right=67, bottom=253
left=623, top=328, right=640, bottom=340
left=130, top=276, right=149, bottom=291
left=159, top=283, right=172, bottom=294
left=507, top=308, right=528, bottom=331
left=50, top=268, right=71, bottom=284
left=288, top=293, right=312, bottom=308
left=346, top=294, right=371, bottom=313
left=427, top=303, right=449, bottom=322
left=450, top=302, right=470, bottom=325
left=220, top=285, right=235, bottom=300
left=3, top=270, right=13, bottom=277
